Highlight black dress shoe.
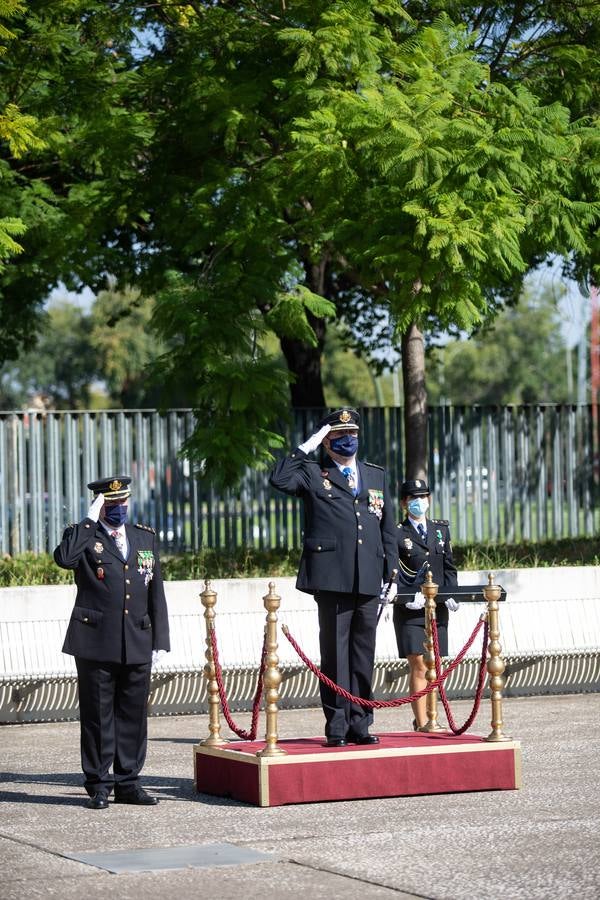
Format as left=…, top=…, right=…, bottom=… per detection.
left=114, top=788, right=159, bottom=806
left=85, top=793, right=109, bottom=810
left=326, top=737, right=348, bottom=747
left=350, top=734, right=380, bottom=745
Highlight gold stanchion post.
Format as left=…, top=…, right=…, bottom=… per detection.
left=257, top=581, right=287, bottom=757
left=420, top=570, right=444, bottom=732
left=483, top=573, right=511, bottom=742
left=200, top=580, right=225, bottom=746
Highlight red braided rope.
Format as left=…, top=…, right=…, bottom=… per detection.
left=433, top=612, right=489, bottom=735
left=281, top=615, right=486, bottom=709
left=209, top=625, right=267, bottom=741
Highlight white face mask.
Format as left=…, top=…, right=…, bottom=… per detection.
left=407, top=497, right=429, bottom=517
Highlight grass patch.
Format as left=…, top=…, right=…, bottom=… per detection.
left=1, top=538, right=599, bottom=587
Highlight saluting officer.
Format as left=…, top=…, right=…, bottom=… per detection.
left=54, top=475, right=170, bottom=809
left=394, top=479, right=458, bottom=730
left=269, top=409, right=398, bottom=746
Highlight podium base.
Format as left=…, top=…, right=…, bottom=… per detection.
left=194, top=731, right=521, bottom=807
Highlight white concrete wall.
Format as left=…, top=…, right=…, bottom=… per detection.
left=2, top=568, right=600, bottom=677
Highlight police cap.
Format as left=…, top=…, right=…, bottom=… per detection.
left=87, top=475, right=132, bottom=501
left=400, top=478, right=430, bottom=498
left=317, top=408, right=360, bottom=432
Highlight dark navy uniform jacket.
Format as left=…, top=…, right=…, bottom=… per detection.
left=396, top=517, right=458, bottom=628
left=269, top=448, right=397, bottom=595
left=54, top=519, right=170, bottom=664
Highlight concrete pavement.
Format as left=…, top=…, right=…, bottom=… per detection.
left=1, top=694, right=599, bottom=900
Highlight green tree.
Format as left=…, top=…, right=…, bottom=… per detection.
left=0, top=0, right=46, bottom=274
left=91, top=287, right=170, bottom=408
left=426, top=284, right=572, bottom=405
left=1, top=2, right=599, bottom=485
left=0, top=299, right=97, bottom=409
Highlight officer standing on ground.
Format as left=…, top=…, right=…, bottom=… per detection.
left=394, top=479, right=458, bottom=730
left=54, top=476, right=170, bottom=809
left=269, top=409, right=398, bottom=746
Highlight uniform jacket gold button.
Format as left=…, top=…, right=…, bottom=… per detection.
left=124, top=564, right=129, bottom=570
left=84, top=524, right=90, bottom=529
left=124, top=609, right=129, bottom=615
left=317, top=546, right=322, bottom=551
left=356, top=511, right=360, bottom=516
left=83, top=617, right=89, bottom=622
left=358, top=538, right=363, bottom=544
left=125, top=593, right=131, bottom=599
left=125, top=579, right=130, bottom=584
left=358, top=524, right=363, bottom=530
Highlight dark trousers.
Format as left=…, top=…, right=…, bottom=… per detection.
left=75, top=657, right=152, bottom=796
left=315, top=591, right=379, bottom=739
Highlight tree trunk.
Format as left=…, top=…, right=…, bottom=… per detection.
left=281, top=323, right=326, bottom=407
left=401, top=321, right=428, bottom=479
left=280, top=259, right=327, bottom=408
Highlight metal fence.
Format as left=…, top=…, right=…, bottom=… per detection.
left=1, top=405, right=599, bottom=555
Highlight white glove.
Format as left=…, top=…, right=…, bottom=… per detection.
left=380, top=581, right=398, bottom=602
left=152, top=649, right=168, bottom=668
left=298, top=424, right=331, bottom=454
left=445, top=597, right=459, bottom=612
left=87, top=493, right=104, bottom=522
left=406, top=590, right=426, bottom=611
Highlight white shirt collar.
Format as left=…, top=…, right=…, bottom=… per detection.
left=408, top=515, right=426, bottom=533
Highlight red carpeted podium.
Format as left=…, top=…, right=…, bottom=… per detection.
left=194, top=731, right=521, bottom=807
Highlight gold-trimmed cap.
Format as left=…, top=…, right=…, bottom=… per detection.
left=400, top=478, right=430, bottom=498
left=87, top=475, right=132, bottom=501
left=316, top=408, right=360, bottom=432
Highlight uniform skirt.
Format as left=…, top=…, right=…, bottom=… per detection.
left=393, top=607, right=449, bottom=658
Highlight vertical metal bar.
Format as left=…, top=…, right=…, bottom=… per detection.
left=16, top=414, right=27, bottom=552
left=517, top=407, right=531, bottom=541
left=455, top=407, right=467, bottom=543
left=28, top=412, right=44, bottom=552
left=565, top=405, right=577, bottom=536
left=503, top=407, right=516, bottom=543
left=583, top=404, right=594, bottom=535
left=0, top=417, right=8, bottom=555
left=46, top=414, right=61, bottom=551
left=552, top=407, right=563, bottom=537
left=99, top=412, right=114, bottom=477
left=535, top=407, right=546, bottom=540
left=486, top=408, right=499, bottom=542
left=471, top=407, right=484, bottom=541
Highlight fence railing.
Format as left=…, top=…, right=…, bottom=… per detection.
left=1, top=405, right=599, bottom=555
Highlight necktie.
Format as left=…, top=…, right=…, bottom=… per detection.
left=417, top=523, right=426, bottom=540
left=111, top=530, right=125, bottom=558
left=342, top=466, right=357, bottom=495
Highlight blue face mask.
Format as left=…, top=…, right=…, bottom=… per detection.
left=329, top=434, right=359, bottom=458
left=103, top=504, right=128, bottom=526
left=407, top=497, right=429, bottom=517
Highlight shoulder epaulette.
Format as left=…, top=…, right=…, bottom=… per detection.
left=66, top=523, right=76, bottom=529
left=364, top=461, right=384, bottom=470
left=135, top=523, right=156, bottom=534
left=431, top=519, right=449, bottom=526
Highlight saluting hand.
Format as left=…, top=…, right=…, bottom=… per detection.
left=298, top=424, right=331, bottom=454
left=87, top=493, right=105, bottom=523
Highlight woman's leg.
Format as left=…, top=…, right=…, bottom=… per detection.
left=407, top=653, right=428, bottom=728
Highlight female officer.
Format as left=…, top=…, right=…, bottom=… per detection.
left=394, top=479, right=458, bottom=730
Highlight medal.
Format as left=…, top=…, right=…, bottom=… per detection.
left=323, top=479, right=332, bottom=490
left=403, top=538, right=413, bottom=549
left=96, top=567, right=104, bottom=580
left=137, top=550, right=155, bottom=586
left=94, top=541, right=104, bottom=554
